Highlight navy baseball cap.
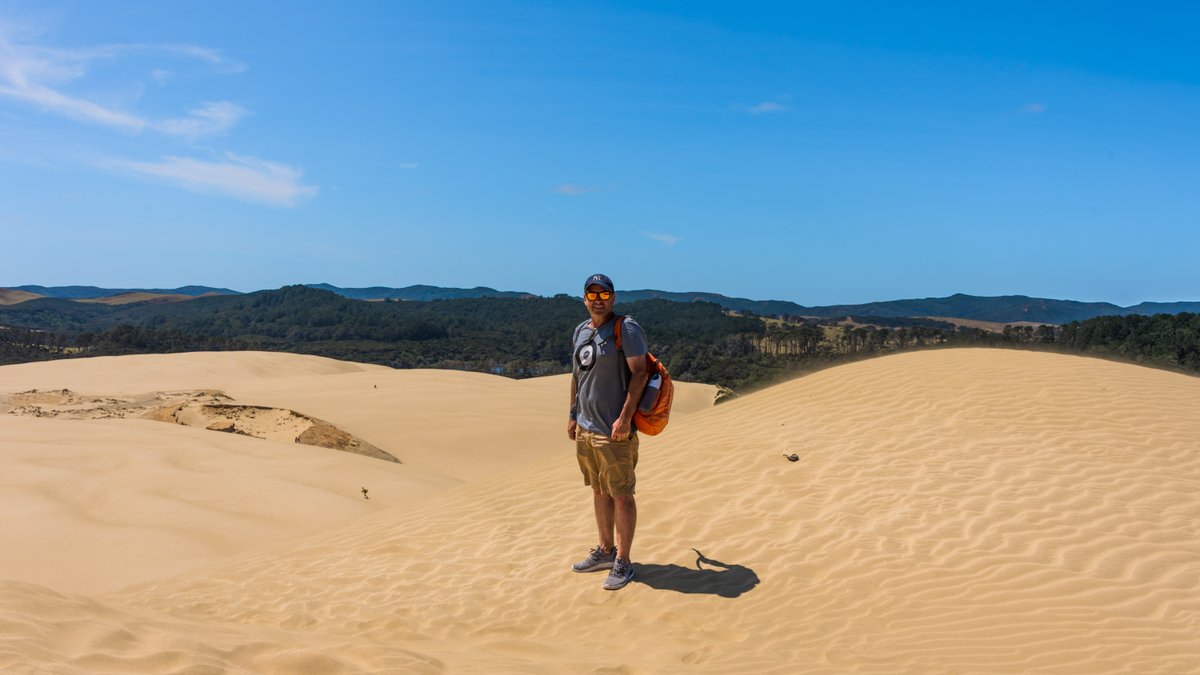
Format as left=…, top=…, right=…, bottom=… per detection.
left=584, top=273, right=615, bottom=293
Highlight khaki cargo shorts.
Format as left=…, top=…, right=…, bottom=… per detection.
left=576, top=428, right=639, bottom=496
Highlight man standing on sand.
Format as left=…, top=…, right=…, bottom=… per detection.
left=568, top=273, right=649, bottom=591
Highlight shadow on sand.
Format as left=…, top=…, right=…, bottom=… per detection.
left=634, top=549, right=759, bottom=598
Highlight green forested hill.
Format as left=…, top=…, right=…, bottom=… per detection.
left=0, top=286, right=773, bottom=385
left=10, top=284, right=237, bottom=299
left=614, top=290, right=1200, bottom=323
left=3, top=286, right=1199, bottom=391
left=304, top=283, right=534, bottom=300
left=9, top=283, right=1200, bottom=323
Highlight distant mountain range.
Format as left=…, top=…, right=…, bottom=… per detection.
left=10, top=285, right=239, bottom=299
left=303, top=283, right=534, bottom=301
left=4, top=284, right=1199, bottom=325
left=619, top=290, right=1200, bottom=325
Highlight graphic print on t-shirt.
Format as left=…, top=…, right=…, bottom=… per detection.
left=576, top=341, right=596, bottom=370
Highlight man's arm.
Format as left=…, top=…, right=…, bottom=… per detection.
left=567, top=373, right=578, bottom=441
left=611, top=354, right=649, bottom=441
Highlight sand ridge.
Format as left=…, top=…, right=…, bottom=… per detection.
left=0, top=351, right=392, bottom=393
left=3, top=349, right=1199, bottom=673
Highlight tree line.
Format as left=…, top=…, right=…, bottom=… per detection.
left=2, top=286, right=1199, bottom=391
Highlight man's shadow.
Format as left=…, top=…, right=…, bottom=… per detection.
left=634, top=549, right=759, bottom=598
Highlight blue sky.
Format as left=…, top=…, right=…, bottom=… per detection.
left=1, top=1, right=1197, bottom=305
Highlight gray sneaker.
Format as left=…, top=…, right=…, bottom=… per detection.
left=603, top=558, right=635, bottom=590
left=572, top=546, right=616, bottom=573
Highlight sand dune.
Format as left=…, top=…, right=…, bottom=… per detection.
left=0, top=351, right=391, bottom=393
left=1, top=352, right=715, bottom=483
left=0, top=415, right=453, bottom=594
left=230, top=368, right=714, bottom=482
left=3, top=349, right=1198, bottom=673
left=0, top=352, right=716, bottom=597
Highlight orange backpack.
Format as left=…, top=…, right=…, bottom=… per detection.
left=614, top=315, right=674, bottom=435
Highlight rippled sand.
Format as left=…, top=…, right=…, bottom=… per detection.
left=2, top=349, right=1197, bottom=673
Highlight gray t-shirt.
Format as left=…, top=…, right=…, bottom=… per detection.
left=572, top=314, right=648, bottom=436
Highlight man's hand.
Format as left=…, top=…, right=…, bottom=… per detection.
left=567, top=419, right=577, bottom=441
left=611, top=417, right=631, bottom=441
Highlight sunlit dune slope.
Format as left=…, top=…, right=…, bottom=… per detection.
left=232, top=370, right=715, bottom=482
left=0, top=352, right=716, bottom=596
left=0, top=352, right=715, bottom=483
left=0, top=352, right=422, bottom=594
left=0, top=416, right=457, bottom=594
left=0, top=351, right=390, bottom=393
left=73, top=348, right=1200, bottom=674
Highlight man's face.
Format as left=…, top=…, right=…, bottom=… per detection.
left=584, top=284, right=615, bottom=317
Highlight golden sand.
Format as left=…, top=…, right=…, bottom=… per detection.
left=2, top=349, right=1197, bottom=673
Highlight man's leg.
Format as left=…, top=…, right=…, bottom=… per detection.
left=594, top=489, right=615, bottom=552
left=613, top=494, right=637, bottom=561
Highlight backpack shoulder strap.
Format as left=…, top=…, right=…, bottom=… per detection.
left=612, top=315, right=631, bottom=392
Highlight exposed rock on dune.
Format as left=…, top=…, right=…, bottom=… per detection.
left=3, top=388, right=398, bottom=462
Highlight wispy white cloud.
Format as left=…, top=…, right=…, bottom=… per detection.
left=747, top=101, right=787, bottom=115
left=0, top=20, right=307, bottom=205
left=398, top=162, right=419, bottom=170
left=1021, top=102, right=1046, bottom=114
left=0, top=77, right=147, bottom=131
left=642, top=231, right=681, bottom=247
left=27, top=41, right=237, bottom=72
left=152, top=43, right=230, bottom=67
left=555, top=183, right=599, bottom=196
left=102, top=152, right=318, bottom=207
left=156, top=101, right=247, bottom=139
left=0, top=27, right=243, bottom=135
left=0, top=24, right=142, bottom=130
